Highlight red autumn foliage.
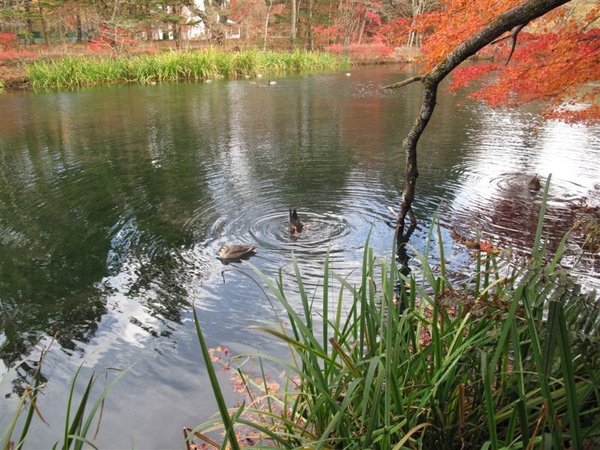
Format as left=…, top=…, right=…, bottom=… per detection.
left=324, top=43, right=394, bottom=60
left=379, top=17, right=412, bottom=47
left=311, top=0, right=388, bottom=47
left=414, top=0, right=600, bottom=124
left=0, top=32, right=17, bottom=49
left=0, top=33, right=40, bottom=64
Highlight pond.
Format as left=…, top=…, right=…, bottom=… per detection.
left=1, top=65, right=598, bottom=449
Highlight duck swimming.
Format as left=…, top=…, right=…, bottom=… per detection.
left=218, top=245, right=257, bottom=261
left=528, top=174, right=541, bottom=191
left=289, top=209, right=305, bottom=234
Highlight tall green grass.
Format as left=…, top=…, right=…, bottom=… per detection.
left=191, top=184, right=600, bottom=449
left=27, top=49, right=351, bottom=91
left=1, top=343, right=130, bottom=450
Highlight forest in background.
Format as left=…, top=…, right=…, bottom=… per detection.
left=0, top=0, right=599, bottom=124
left=0, top=0, right=594, bottom=52
left=0, top=0, right=439, bottom=52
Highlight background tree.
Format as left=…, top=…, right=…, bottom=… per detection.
left=306, top=0, right=386, bottom=47
left=261, top=0, right=276, bottom=49
left=376, top=0, right=439, bottom=48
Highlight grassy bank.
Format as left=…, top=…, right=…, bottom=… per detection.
left=26, top=49, right=351, bottom=91
left=191, top=189, right=600, bottom=448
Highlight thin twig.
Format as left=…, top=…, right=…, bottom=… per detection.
left=491, top=23, right=528, bottom=65
left=382, top=75, right=424, bottom=89
left=583, top=14, right=600, bottom=31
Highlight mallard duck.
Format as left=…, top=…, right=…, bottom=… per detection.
left=218, top=245, right=257, bottom=261
left=289, top=209, right=305, bottom=234
left=528, top=174, right=541, bottom=191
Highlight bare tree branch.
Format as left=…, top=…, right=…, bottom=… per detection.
left=583, top=14, right=600, bottom=31
left=383, top=75, right=424, bottom=89
left=490, top=23, right=529, bottom=65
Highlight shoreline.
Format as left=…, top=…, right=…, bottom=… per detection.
left=0, top=45, right=418, bottom=93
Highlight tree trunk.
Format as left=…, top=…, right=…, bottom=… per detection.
left=24, top=1, right=34, bottom=44
left=393, top=0, right=573, bottom=238
left=357, top=7, right=366, bottom=45
left=407, top=0, right=427, bottom=47
left=263, top=0, right=273, bottom=51
left=290, top=0, right=297, bottom=50
left=307, top=0, right=314, bottom=50
left=76, top=11, right=83, bottom=43
left=37, top=0, right=50, bottom=46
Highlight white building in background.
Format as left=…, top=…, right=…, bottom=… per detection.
left=151, top=0, right=205, bottom=40
left=153, top=0, right=240, bottom=41
left=182, top=0, right=206, bottom=39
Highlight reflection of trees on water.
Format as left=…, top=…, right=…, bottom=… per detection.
left=0, top=126, right=109, bottom=388
left=442, top=108, right=600, bottom=261
left=0, top=79, right=379, bottom=393
left=0, top=76, right=479, bottom=394
left=0, top=91, right=220, bottom=391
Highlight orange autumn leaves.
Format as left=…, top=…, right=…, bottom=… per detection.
left=415, top=0, right=600, bottom=123
left=452, top=231, right=501, bottom=255
left=209, top=346, right=282, bottom=397
left=194, top=347, right=288, bottom=448
left=416, top=0, right=526, bottom=66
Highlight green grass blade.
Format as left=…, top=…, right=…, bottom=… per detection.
left=73, top=368, right=131, bottom=450
left=532, top=174, right=552, bottom=265
left=192, top=307, right=241, bottom=450
left=553, top=300, right=583, bottom=449
left=62, top=366, right=92, bottom=450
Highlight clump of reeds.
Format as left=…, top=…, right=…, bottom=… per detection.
left=190, top=181, right=600, bottom=449
left=1, top=340, right=129, bottom=450
left=27, top=49, right=351, bottom=91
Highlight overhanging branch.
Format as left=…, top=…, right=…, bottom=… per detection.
left=393, top=0, right=573, bottom=238
left=383, top=75, right=424, bottom=90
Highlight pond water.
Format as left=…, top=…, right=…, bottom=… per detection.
left=1, top=65, right=599, bottom=449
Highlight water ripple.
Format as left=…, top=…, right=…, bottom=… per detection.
left=249, top=211, right=352, bottom=252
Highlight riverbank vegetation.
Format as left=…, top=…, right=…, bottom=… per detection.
left=1, top=1, right=598, bottom=124
left=189, top=190, right=600, bottom=449
left=26, top=49, right=350, bottom=90
left=2, top=0, right=599, bottom=447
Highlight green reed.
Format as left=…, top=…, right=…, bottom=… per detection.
left=27, top=49, right=351, bottom=90
left=2, top=342, right=130, bottom=450
left=191, top=178, right=600, bottom=449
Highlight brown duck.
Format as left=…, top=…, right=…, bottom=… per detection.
left=218, top=245, right=257, bottom=261
left=289, top=209, right=305, bottom=234
left=528, top=174, right=541, bottom=191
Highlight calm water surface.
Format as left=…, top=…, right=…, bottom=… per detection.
left=1, top=65, right=598, bottom=449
